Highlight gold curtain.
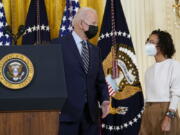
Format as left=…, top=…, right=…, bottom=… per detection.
left=2, top=0, right=105, bottom=45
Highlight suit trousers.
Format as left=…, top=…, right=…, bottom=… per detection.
left=139, top=102, right=180, bottom=135
left=59, top=104, right=100, bottom=135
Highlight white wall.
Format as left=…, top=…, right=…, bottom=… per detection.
left=121, top=0, right=180, bottom=112
left=121, top=0, right=180, bottom=91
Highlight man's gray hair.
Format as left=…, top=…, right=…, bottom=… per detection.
left=72, top=7, right=97, bottom=27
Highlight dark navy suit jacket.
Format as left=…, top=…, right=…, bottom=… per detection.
left=51, top=33, right=109, bottom=123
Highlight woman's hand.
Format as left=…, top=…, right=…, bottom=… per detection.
left=161, top=116, right=171, bottom=132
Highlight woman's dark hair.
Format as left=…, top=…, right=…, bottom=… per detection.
left=151, top=29, right=176, bottom=58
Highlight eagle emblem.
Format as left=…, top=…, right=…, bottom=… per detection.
left=0, top=53, right=34, bottom=90
left=7, top=62, right=25, bottom=81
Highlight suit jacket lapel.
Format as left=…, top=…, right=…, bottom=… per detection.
left=87, top=42, right=93, bottom=76
left=68, top=34, right=86, bottom=74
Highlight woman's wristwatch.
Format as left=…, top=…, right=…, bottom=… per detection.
left=166, top=111, right=176, bottom=119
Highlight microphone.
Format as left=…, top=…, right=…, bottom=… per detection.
left=3, top=25, right=14, bottom=38
left=16, top=25, right=26, bottom=39
left=3, top=25, right=26, bottom=45
left=3, top=25, right=16, bottom=44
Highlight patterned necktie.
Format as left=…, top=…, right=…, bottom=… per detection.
left=81, top=40, right=89, bottom=74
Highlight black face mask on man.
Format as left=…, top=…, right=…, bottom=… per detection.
left=84, top=25, right=98, bottom=39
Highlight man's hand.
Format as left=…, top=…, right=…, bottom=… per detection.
left=161, top=116, right=171, bottom=132
left=101, top=101, right=110, bottom=118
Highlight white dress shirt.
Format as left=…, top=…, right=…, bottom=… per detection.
left=145, top=59, right=180, bottom=111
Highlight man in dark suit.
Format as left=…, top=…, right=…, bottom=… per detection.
left=52, top=7, right=110, bottom=135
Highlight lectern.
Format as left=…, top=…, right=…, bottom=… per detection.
left=0, top=45, right=67, bottom=135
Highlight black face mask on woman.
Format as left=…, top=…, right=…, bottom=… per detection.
left=84, top=25, right=98, bottom=39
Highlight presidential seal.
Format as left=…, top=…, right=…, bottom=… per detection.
left=0, top=53, right=34, bottom=89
